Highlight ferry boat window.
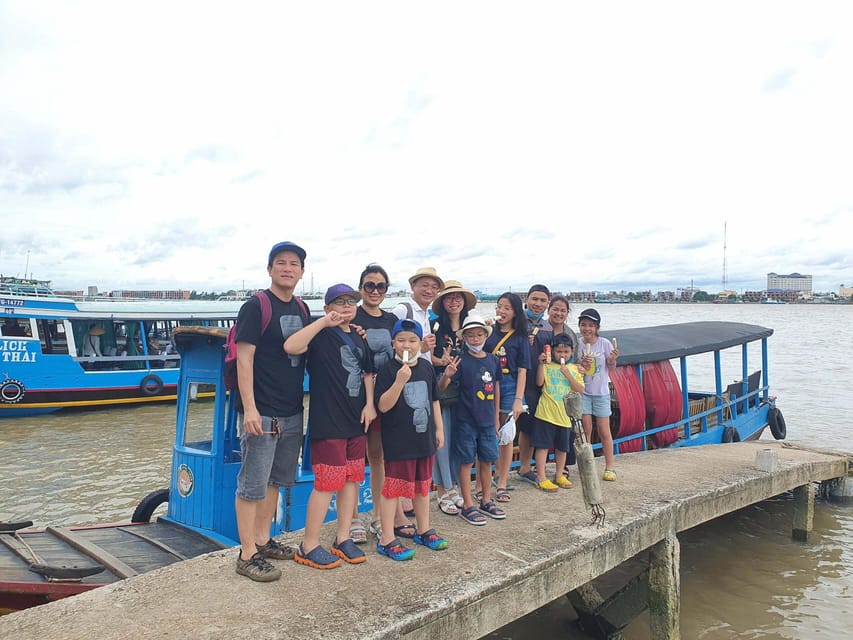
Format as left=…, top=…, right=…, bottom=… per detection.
left=1, top=318, right=32, bottom=337
left=182, top=382, right=216, bottom=452
left=37, top=319, right=69, bottom=354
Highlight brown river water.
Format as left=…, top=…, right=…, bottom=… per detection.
left=2, top=303, right=851, bottom=637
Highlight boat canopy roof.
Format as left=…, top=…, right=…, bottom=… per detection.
left=599, top=321, right=773, bottom=366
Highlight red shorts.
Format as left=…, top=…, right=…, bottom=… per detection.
left=310, top=436, right=367, bottom=492
left=381, top=455, right=435, bottom=500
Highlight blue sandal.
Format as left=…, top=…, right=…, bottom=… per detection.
left=294, top=543, right=342, bottom=569
left=331, top=538, right=366, bottom=564
left=414, top=528, right=448, bottom=551
left=479, top=500, right=506, bottom=520
left=377, top=538, right=415, bottom=561
left=460, top=506, right=487, bottom=526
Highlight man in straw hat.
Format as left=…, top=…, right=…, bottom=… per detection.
left=82, top=323, right=105, bottom=358
left=392, top=266, right=444, bottom=362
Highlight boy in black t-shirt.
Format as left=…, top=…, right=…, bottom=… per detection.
left=284, top=284, right=376, bottom=569
left=374, top=319, right=448, bottom=560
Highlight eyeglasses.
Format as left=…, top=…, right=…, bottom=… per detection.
left=361, top=282, right=388, bottom=293
left=331, top=298, right=359, bottom=307
left=261, top=417, right=281, bottom=438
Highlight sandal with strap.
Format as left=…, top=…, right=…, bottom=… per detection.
left=447, top=488, right=464, bottom=509
left=478, top=500, right=506, bottom=520
left=495, top=487, right=512, bottom=502
left=438, top=492, right=459, bottom=515
left=393, top=523, right=416, bottom=539
left=349, top=518, right=368, bottom=545
left=368, top=517, right=382, bottom=539
left=460, top=506, right=487, bottom=526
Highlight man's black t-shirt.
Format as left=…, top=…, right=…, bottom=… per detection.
left=234, top=290, right=309, bottom=418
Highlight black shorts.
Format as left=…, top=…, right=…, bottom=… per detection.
left=531, top=417, right=573, bottom=452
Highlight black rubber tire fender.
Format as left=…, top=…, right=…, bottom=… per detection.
left=131, top=489, right=169, bottom=522
left=768, top=406, right=787, bottom=440
left=139, top=373, right=163, bottom=396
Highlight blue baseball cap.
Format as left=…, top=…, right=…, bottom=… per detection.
left=324, top=283, right=361, bottom=305
left=268, top=241, right=306, bottom=267
left=391, top=318, right=423, bottom=339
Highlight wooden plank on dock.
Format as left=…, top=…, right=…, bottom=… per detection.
left=45, top=527, right=137, bottom=579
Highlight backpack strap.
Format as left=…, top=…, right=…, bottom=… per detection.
left=293, top=295, right=311, bottom=325
left=256, top=290, right=273, bottom=334
left=402, top=302, right=414, bottom=321
left=257, top=291, right=310, bottom=333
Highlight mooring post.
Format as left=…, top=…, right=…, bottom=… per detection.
left=648, top=531, right=680, bottom=640
left=792, top=484, right=814, bottom=542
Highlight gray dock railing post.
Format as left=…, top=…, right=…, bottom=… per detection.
left=792, top=484, right=814, bottom=542
left=648, top=530, right=681, bottom=640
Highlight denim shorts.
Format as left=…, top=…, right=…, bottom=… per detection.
left=236, top=413, right=303, bottom=501
left=582, top=394, right=612, bottom=418
left=454, top=421, right=499, bottom=465
left=499, top=376, right=517, bottom=414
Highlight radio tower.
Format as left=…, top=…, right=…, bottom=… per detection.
left=722, top=222, right=728, bottom=291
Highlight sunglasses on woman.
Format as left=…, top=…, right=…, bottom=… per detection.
left=361, top=282, right=388, bottom=293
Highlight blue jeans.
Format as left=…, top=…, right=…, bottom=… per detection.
left=433, top=404, right=458, bottom=489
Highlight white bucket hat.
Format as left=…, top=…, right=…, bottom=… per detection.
left=456, top=313, right=492, bottom=339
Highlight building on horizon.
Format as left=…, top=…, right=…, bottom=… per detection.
left=109, top=289, right=192, bottom=300
left=766, top=272, right=812, bottom=295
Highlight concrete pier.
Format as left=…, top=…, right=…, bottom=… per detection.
left=1, top=441, right=848, bottom=640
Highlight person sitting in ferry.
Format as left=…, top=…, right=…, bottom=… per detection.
left=81, top=324, right=105, bottom=369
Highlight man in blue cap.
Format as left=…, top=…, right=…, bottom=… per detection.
left=234, top=241, right=311, bottom=581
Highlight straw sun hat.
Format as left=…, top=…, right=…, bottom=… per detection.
left=407, top=266, right=444, bottom=290
left=432, top=280, right=477, bottom=314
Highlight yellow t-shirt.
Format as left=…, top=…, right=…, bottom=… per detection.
left=535, top=362, right=585, bottom=428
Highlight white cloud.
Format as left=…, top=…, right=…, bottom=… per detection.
left=1, top=1, right=851, bottom=294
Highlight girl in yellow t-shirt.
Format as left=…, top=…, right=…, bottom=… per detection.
left=532, top=334, right=585, bottom=492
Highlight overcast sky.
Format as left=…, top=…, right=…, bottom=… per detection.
left=2, top=1, right=851, bottom=296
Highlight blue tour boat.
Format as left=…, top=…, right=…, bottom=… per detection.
left=0, top=280, right=244, bottom=417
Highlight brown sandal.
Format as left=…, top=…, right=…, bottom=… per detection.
left=495, top=487, right=512, bottom=502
